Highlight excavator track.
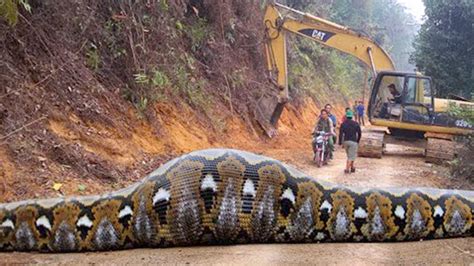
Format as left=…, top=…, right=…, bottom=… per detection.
left=357, top=129, right=385, bottom=158
left=425, top=137, right=457, bottom=164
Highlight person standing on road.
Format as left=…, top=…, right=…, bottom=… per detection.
left=353, top=101, right=359, bottom=122
left=339, top=110, right=362, bottom=174
left=356, top=101, right=365, bottom=126
left=325, top=104, right=337, bottom=148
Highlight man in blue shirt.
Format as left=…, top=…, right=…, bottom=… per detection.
left=356, top=101, right=365, bottom=126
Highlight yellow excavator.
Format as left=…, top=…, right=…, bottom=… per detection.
left=257, top=2, right=473, bottom=161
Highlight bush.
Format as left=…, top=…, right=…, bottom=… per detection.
left=0, top=0, right=31, bottom=26
left=449, top=104, right=474, bottom=181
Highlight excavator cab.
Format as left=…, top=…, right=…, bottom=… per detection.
left=369, top=71, right=473, bottom=136
left=369, top=72, right=434, bottom=128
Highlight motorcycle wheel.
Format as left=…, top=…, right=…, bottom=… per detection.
left=316, top=152, right=323, bottom=168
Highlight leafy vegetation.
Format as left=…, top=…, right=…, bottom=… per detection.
left=448, top=104, right=474, bottom=125
left=447, top=104, right=474, bottom=181
left=411, top=0, right=474, bottom=98
left=86, top=44, right=100, bottom=71
left=185, top=18, right=211, bottom=52
left=0, top=0, right=30, bottom=26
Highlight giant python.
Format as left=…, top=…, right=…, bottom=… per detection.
left=0, top=149, right=472, bottom=252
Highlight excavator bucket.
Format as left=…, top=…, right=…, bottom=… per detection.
left=254, top=93, right=286, bottom=138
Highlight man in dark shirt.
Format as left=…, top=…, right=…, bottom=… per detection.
left=388, top=84, right=402, bottom=104
left=379, top=84, right=402, bottom=119
left=338, top=110, right=362, bottom=173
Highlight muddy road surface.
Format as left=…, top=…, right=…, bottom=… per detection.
left=1, top=144, right=473, bottom=265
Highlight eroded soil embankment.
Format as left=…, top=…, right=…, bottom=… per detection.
left=0, top=97, right=336, bottom=202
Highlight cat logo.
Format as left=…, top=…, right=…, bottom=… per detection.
left=298, top=28, right=335, bottom=42
left=311, top=30, right=327, bottom=41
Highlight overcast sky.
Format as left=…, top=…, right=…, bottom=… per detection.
left=397, top=0, right=425, bottom=22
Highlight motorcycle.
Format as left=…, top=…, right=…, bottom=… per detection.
left=312, top=131, right=332, bottom=167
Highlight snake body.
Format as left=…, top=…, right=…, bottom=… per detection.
left=0, top=149, right=472, bottom=252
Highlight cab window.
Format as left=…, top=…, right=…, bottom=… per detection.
left=405, top=77, right=432, bottom=104
left=405, top=77, right=417, bottom=103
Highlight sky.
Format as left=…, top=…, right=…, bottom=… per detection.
left=396, top=0, right=425, bottom=22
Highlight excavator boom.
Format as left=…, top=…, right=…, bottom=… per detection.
left=258, top=3, right=395, bottom=135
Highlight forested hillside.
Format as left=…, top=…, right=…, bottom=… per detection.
left=0, top=0, right=418, bottom=201
left=411, top=0, right=474, bottom=98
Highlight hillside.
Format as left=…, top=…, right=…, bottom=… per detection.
left=0, top=0, right=354, bottom=202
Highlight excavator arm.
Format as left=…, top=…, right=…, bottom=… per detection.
left=259, top=3, right=395, bottom=134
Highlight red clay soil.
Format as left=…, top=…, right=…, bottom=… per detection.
left=0, top=97, right=330, bottom=202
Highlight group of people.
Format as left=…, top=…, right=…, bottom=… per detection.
left=313, top=103, right=363, bottom=174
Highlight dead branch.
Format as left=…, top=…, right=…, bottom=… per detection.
left=0, top=116, right=47, bottom=143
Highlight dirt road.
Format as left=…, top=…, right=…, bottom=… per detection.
left=1, top=144, right=473, bottom=265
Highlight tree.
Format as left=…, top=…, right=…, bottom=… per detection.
left=411, top=0, right=474, bottom=98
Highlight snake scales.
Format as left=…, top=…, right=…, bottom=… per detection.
left=0, top=149, right=472, bottom=252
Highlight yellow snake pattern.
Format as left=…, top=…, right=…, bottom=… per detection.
left=0, top=149, right=472, bottom=252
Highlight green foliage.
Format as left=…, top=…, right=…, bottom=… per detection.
left=175, top=20, right=183, bottom=31
left=130, top=69, right=170, bottom=114
left=135, top=96, right=148, bottom=114
left=186, top=18, right=210, bottom=52
left=174, top=65, right=189, bottom=94
left=1, top=0, right=18, bottom=25
left=447, top=103, right=473, bottom=181
left=0, top=0, right=19, bottom=25
left=447, top=103, right=474, bottom=125
left=159, top=0, right=169, bottom=12
left=104, top=19, right=126, bottom=59
left=133, top=69, right=170, bottom=95
left=151, top=69, right=170, bottom=87
left=172, top=64, right=212, bottom=110
left=411, top=0, right=474, bottom=98
left=86, top=45, right=100, bottom=71
left=286, top=36, right=365, bottom=102
left=229, top=69, right=245, bottom=89
left=186, top=79, right=211, bottom=110
left=0, top=0, right=30, bottom=26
